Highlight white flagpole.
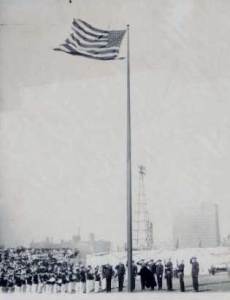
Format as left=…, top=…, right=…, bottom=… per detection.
left=126, top=24, right=133, bottom=292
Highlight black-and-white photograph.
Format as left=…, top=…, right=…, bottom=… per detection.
left=0, top=1, right=230, bottom=299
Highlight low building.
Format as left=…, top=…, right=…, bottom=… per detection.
left=30, top=233, right=111, bottom=261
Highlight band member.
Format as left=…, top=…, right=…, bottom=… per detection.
left=14, top=270, right=22, bottom=293
left=69, top=268, right=77, bottom=293
left=75, top=267, right=81, bottom=293
left=0, top=272, right=3, bottom=292
left=190, top=257, right=199, bottom=292
left=62, top=271, right=70, bottom=293
left=7, top=274, right=15, bottom=293
left=1, top=272, right=8, bottom=293
left=56, top=271, right=63, bottom=293
left=80, top=266, right=86, bottom=293
left=177, top=260, right=185, bottom=292
left=44, top=270, right=50, bottom=293
left=33, top=271, right=39, bottom=293
left=115, top=262, right=126, bottom=292
left=86, top=265, right=94, bottom=293
left=164, top=259, right=173, bottom=291
left=48, top=272, right=56, bottom=293
left=20, top=270, right=27, bottom=293
left=26, top=269, right=33, bottom=293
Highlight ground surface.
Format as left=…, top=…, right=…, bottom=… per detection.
left=152, top=273, right=230, bottom=292
left=1, top=273, right=230, bottom=299
left=2, top=291, right=230, bottom=300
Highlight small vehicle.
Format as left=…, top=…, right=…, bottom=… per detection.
left=209, top=263, right=227, bottom=275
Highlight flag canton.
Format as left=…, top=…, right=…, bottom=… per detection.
left=107, top=31, right=126, bottom=48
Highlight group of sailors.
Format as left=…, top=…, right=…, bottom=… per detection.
left=134, top=257, right=199, bottom=292
left=0, top=247, right=200, bottom=293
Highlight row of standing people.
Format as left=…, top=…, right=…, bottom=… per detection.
left=0, top=259, right=200, bottom=293
left=137, top=257, right=199, bottom=292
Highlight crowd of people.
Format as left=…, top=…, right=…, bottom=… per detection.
left=0, top=247, right=200, bottom=294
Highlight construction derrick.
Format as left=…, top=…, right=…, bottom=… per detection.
left=133, top=166, right=153, bottom=250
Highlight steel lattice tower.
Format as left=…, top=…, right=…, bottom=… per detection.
left=133, top=166, right=153, bottom=250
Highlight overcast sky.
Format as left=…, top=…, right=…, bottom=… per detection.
left=0, top=0, right=230, bottom=247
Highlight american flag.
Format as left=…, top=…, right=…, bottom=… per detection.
left=54, top=19, right=126, bottom=60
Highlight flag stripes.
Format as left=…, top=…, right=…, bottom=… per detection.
left=78, top=19, right=109, bottom=35
left=54, top=19, right=126, bottom=60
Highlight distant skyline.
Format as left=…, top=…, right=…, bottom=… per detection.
left=1, top=0, right=230, bottom=247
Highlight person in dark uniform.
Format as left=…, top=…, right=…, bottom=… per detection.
left=104, top=264, right=114, bottom=293
left=115, top=262, right=126, bottom=292
left=138, top=262, right=154, bottom=290
left=101, top=265, right=106, bottom=291
left=190, top=257, right=199, bottom=292
left=94, top=266, right=101, bottom=292
left=138, top=263, right=147, bottom=290
left=164, top=259, right=173, bottom=291
left=177, top=260, right=185, bottom=292
left=131, top=261, right=138, bottom=291
left=156, top=259, right=164, bottom=290
left=148, top=260, right=157, bottom=290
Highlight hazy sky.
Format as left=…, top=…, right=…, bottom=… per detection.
left=0, top=0, right=230, bottom=247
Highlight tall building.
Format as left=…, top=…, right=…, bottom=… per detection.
left=222, top=234, right=230, bottom=247
left=173, top=202, right=221, bottom=248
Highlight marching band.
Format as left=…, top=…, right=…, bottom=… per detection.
left=0, top=247, right=199, bottom=293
